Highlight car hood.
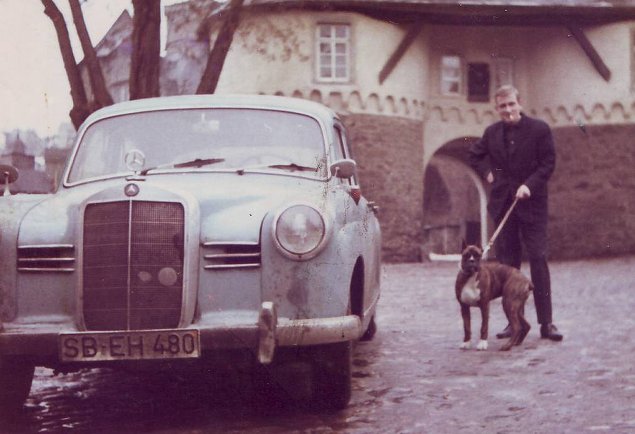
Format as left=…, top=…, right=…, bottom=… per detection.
left=182, top=172, right=331, bottom=243
left=17, top=172, right=331, bottom=246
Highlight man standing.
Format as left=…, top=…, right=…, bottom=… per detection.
left=469, top=85, right=563, bottom=342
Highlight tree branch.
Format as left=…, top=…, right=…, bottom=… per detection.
left=69, top=0, right=113, bottom=108
left=130, top=0, right=161, bottom=99
left=41, top=0, right=89, bottom=129
left=196, top=0, right=244, bottom=94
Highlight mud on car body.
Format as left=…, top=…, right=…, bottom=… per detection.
left=0, top=94, right=381, bottom=411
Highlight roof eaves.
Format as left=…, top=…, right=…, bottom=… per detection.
left=238, top=0, right=635, bottom=25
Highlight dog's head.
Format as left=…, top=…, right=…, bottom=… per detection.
left=460, top=240, right=483, bottom=275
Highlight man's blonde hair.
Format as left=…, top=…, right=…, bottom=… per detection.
left=495, top=84, right=520, bottom=101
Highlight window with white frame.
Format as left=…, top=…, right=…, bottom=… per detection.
left=441, top=55, right=462, bottom=96
left=316, top=24, right=351, bottom=82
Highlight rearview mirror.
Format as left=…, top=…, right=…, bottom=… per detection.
left=329, top=159, right=357, bottom=179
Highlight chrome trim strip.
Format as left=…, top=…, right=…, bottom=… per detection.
left=202, top=242, right=261, bottom=270
left=17, top=244, right=75, bottom=249
left=204, top=263, right=260, bottom=270
left=202, top=241, right=259, bottom=247
left=18, top=267, right=75, bottom=273
left=17, top=245, right=76, bottom=273
left=18, top=257, right=75, bottom=263
left=204, top=253, right=260, bottom=259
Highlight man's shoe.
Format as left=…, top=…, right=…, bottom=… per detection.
left=540, top=324, right=563, bottom=341
left=496, top=324, right=512, bottom=339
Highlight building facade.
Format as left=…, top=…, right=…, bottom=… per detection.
left=95, top=0, right=635, bottom=261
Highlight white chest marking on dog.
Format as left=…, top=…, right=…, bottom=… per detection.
left=460, top=274, right=481, bottom=305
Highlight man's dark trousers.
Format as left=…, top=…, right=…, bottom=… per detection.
left=494, top=207, right=552, bottom=325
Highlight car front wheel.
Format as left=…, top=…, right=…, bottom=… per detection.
left=310, top=341, right=352, bottom=410
left=0, top=356, right=34, bottom=413
left=360, top=315, right=377, bottom=341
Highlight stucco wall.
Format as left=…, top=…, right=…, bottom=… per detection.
left=214, top=10, right=427, bottom=117
left=527, top=23, right=633, bottom=123
left=341, top=114, right=424, bottom=263
left=549, top=124, right=635, bottom=259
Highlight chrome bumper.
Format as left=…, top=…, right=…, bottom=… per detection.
left=0, top=302, right=362, bottom=365
left=258, top=301, right=362, bottom=363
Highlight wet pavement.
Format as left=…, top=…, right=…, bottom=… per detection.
left=3, top=256, right=635, bottom=433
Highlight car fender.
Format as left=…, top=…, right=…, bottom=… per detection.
left=0, top=195, right=50, bottom=322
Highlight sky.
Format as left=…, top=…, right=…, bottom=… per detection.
left=0, top=0, right=183, bottom=140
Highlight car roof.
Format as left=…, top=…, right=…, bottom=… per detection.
left=81, top=94, right=339, bottom=127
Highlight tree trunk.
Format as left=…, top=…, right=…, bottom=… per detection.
left=196, top=0, right=244, bottom=95
left=130, top=0, right=161, bottom=100
left=41, top=0, right=89, bottom=129
left=69, top=0, right=113, bottom=108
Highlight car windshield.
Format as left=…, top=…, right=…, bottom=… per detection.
left=67, top=108, right=327, bottom=183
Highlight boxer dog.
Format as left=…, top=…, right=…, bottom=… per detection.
left=455, top=240, right=532, bottom=351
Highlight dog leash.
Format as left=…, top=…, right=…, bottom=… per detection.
left=482, top=196, right=519, bottom=256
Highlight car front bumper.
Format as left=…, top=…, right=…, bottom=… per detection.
left=0, top=302, right=362, bottom=365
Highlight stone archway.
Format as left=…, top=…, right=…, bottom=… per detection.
left=421, top=137, right=490, bottom=260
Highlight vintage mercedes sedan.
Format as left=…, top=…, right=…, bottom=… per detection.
left=0, top=95, right=381, bottom=411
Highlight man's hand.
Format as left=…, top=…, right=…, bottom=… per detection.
left=486, top=171, right=494, bottom=184
left=516, top=184, right=531, bottom=199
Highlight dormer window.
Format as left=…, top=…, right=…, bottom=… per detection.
left=467, top=62, right=490, bottom=102
left=441, top=55, right=462, bottom=96
left=316, top=24, right=351, bottom=83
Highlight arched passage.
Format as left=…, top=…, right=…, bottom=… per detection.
left=421, top=137, right=490, bottom=260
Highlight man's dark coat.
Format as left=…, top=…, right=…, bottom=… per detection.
left=468, top=114, right=556, bottom=223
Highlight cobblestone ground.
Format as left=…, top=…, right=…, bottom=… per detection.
left=3, top=256, right=635, bottom=434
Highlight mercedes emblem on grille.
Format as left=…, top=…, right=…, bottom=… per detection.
left=124, top=183, right=140, bottom=197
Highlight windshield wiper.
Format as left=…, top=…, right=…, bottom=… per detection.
left=266, top=163, right=317, bottom=172
left=140, top=158, right=225, bottom=175
left=173, top=158, right=225, bottom=169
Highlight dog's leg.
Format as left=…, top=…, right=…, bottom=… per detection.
left=460, top=304, right=472, bottom=349
left=476, top=303, right=489, bottom=351
left=500, top=298, right=519, bottom=351
left=517, top=303, right=531, bottom=345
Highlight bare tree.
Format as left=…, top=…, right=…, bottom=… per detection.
left=42, top=0, right=244, bottom=129
left=129, top=0, right=161, bottom=100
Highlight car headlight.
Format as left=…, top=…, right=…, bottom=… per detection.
left=274, top=204, right=327, bottom=260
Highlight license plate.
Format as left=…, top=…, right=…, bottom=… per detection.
left=59, top=329, right=201, bottom=362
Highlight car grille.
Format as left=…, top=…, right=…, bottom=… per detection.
left=17, top=244, right=75, bottom=272
left=202, top=242, right=261, bottom=270
left=83, top=201, right=185, bottom=331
